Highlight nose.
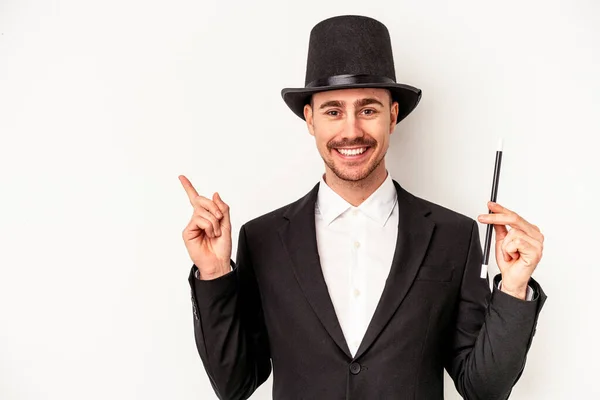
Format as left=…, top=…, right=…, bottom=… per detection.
left=340, top=113, right=364, bottom=140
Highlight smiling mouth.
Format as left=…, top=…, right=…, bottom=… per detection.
left=335, top=147, right=369, bottom=156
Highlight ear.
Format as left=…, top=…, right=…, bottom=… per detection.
left=304, top=104, right=315, bottom=137
left=389, top=101, right=399, bottom=134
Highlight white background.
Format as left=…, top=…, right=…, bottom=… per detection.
left=1, top=0, right=599, bottom=399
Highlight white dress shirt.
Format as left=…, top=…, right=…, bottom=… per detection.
left=315, top=172, right=399, bottom=356
left=315, top=171, right=533, bottom=357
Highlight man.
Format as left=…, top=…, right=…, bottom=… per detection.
left=180, top=15, right=546, bottom=400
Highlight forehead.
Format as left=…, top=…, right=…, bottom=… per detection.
left=311, top=87, right=390, bottom=106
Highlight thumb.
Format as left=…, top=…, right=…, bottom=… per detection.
left=496, top=237, right=512, bottom=263
left=213, top=192, right=231, bottom=229
left=492, top=223, right=511, bottom=262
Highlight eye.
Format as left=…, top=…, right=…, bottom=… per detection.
left=326, top=110, right=340, bottom=116
left=362, top=108, right=377, bottom=115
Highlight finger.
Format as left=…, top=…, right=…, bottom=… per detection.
left=501, top=229, right=543, bottom=263
left=192, top=215, right=217, bottom=238
left=487, top=201, right=512, bottom=214
left=513, top=228, right=543, bottom=248
left=504, top=239, right=525, bottom=261
left=497, top=225, right=543, bottom=250
left=213, top=192, right=231, bottom=230
left=495, top=233, right=512, bottom=263
left=504, top=237, right=540, bottom=266
left=179, top=175, right=200, bottom=203
left=481, top=203, right=542, bottom=242
left=192, top=196, right=224, bottom=221
left=195, top=208, right=222, bottom=236
left=487, top=202, right=542, bottom=241
left=501, top=229, right=522, bottom=261
left=182, top=217, right=214, bottom=240
left=492, top=223, right=512, bottom=262
left=496, top=229, right=513, bottom=262
left=510, top=231, right=543, bottom=257
left=492, top=222, right=509, bottom=242
left=514, top=234, right=543, bottom=256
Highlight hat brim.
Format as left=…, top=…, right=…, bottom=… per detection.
left=281, top=82, right=422, bottom=124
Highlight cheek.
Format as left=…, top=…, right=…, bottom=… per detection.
left=318, top=138, right=334, bottom=155
left=313, top=128, right=339, bottom=149
left=310, top=133, right=330, bottom=157
left=361, top=121, right=390, bottom=144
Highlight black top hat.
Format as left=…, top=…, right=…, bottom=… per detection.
left=281, top=15, right=422, bottom=124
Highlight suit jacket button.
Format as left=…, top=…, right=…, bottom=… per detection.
left=350, top=362, right=361, bottom=375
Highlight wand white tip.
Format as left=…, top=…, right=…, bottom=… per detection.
left=480, top=263, right=488, bottom=279
left=497, top=138, right=504, bottom=152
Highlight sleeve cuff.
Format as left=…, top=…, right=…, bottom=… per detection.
left=193, top=259, right=235, bottom=280
left=498, top=279, right=536, bottom=301
left=189, top=260, right=237, bottom=308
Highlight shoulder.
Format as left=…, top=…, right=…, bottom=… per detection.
left=243, top=202, right=293, bottom=232
left=421, top=196, right=474, bottom=226
left=395, top=180, right=477, bottom=234
left=399, top=186, right=481, bottom=263
left=241, top=182, right=319, bottom=234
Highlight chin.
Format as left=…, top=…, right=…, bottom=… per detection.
left=329, top=165, right=374, bottom=182
left=328, top=155, right=385, bottom=183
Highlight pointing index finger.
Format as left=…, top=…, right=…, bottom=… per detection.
left=179, top=175, right=199, bottom=203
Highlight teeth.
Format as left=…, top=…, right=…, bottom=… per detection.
left=338, top=147, right=367, bottom=156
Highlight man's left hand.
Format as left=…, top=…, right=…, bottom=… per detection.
left=478, top=201, right=545, bottom=299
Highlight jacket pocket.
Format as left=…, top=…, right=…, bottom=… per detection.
left=415, top=264, right=454, bottom=282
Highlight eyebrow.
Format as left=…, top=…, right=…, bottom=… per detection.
left=318, top=97, right=385, bottom=110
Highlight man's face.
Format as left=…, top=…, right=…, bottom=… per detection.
left=304, top=88, right=399, bottom=182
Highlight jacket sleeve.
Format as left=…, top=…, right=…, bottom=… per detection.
left=188, top=224, right=272, bottom=400
left=444, top=219, right=547, bottom=400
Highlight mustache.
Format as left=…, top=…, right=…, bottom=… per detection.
left=327, top=138, right=377, bottom=149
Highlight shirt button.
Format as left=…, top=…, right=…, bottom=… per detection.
left=354, top=241, right=360, bottom=249
left=349, top=362, right=361, bottom=375
left=353, top=288, right=360, bottom=297
left=352, top=209, right=359, bottom=216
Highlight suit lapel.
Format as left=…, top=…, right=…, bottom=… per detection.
left=278, top=183, right=353, bottom=358
left=278, top=179, right=434, bottom=361
left=353, top=180, right=435, bottom=359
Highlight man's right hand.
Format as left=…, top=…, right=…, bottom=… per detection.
left=179, top=175, right=232, bottom=280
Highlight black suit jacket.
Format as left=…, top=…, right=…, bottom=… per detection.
left=188, top=180, right=547, bottom=400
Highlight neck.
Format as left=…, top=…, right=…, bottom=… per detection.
left=323, top=162, right=388, bottom=207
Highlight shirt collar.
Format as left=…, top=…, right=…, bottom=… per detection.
left=316, top=171, right=398, bottom=227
